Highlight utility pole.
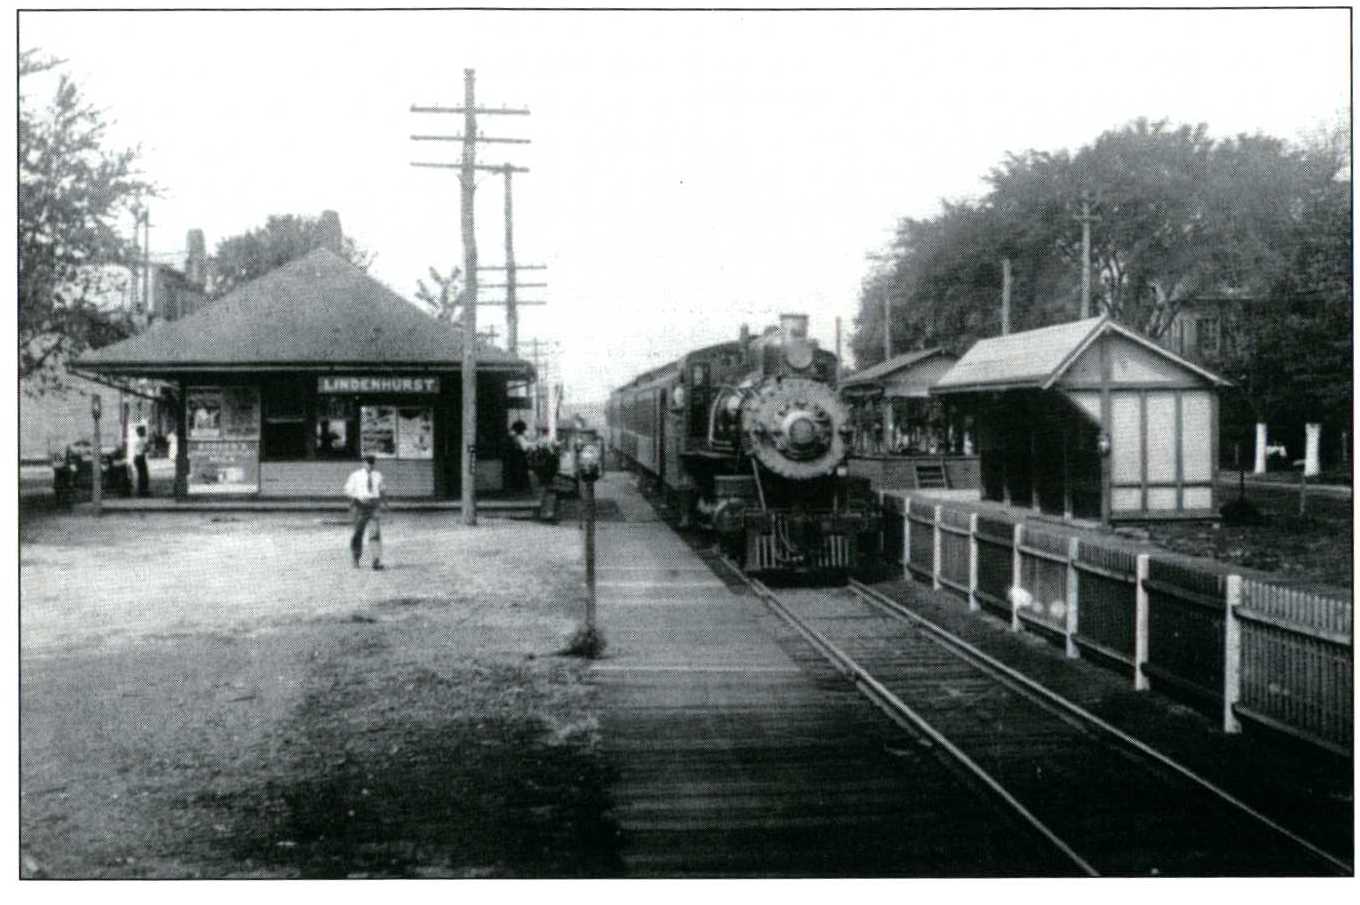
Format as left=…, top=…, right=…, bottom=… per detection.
left=411, top=69, right=530, bottom=527
left=1075, top=191, right=1099, bottom=319
left=1001, top=257, right=1013, bottom=335
left=458, top=70, right=480, bottom=526
left=134, top=208, right=151, bottom=314
left=502, top=165, right=518, bottom=357
left=882, top=289, right=892, bottom=361
left=835, top=316, right=843, bottom=373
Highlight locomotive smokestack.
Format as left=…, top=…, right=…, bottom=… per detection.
left=779, top=313, right=809, bottom=341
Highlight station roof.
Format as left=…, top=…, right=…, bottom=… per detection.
left=931, top=316, right=1229, bottom=395
left=840, top=347, right=953, bottom=392
left=76, top=248, right=533, bottom=378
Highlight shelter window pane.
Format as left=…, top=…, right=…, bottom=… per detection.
left=1111, top=395, right=1142, bottom=484
left=1145, top=392, right=1177, bottom=482
left=1147, top=487, right=1177, bottom=510
left=1180, top=392, right=1213, bottom=482
left=1183, top=487, right=1212, bottom=510
left=1112, top=487, right=1142, bottom=511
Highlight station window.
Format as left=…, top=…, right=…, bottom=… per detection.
left=316, top=396, right=356, bottom=459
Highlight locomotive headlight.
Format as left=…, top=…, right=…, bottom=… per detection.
left=672, top=386, right=686, bottom=409
left=725, top=393, right=742, bottom=416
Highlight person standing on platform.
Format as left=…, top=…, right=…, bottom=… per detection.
left=344, top=454, right=386, bottom=570
left=508, top=419, right=532, bottom=492
left=132, top=424, right=150, bottom=497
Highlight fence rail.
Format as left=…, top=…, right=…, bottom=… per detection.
left=890, top=495, right=1353, bottom=754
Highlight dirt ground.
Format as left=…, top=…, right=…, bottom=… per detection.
left=1145, top=480, right=1353, bottom=590
left=19, top=509, right=620, bottom=878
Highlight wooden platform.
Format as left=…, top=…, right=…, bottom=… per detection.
left=586, top=473, right=1079, bottom=876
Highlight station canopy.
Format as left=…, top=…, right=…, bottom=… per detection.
left=76, top=248, right=533, bottom=379
left=840, top=348, right=954, bottom=400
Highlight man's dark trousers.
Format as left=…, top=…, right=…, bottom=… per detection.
left=351, top=500, right=382, bottom=564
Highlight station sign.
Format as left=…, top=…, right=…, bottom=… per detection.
left=318, top=376, right=440, bottom=394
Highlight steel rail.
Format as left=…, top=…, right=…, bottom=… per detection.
left=847, top=578, right=1354, bottom=877
left=726, top=563, right=1100, bottom=877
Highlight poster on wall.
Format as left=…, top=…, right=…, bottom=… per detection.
left=360, top=406, right=397, bottom=457
left=397, top=408, right=434, bottom=459
left=187, top=440, right=259, bottom=494
left=221, top=387, right=260, bottom=439
left=188, top=388, right=223, bottom=440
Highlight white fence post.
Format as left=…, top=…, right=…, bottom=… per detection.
left=901, top=494, right=911, bottom=573
left=878, top=490, right=892, bottom=571
left=967, top=513, right=980, bottom=613
left=932, top=504, right=943, bottom=591
left=1065, top=537, right=1080, bottom=659
left=1134, top=554, right=1150, bottom=691
left=1010, top=523, right=1024, bottom=632
left=1223, top=574, right=1243, bottom=734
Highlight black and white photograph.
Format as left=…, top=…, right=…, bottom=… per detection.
left=13, top=3, right=1354, bottom=884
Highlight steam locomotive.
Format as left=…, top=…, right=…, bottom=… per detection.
left=607, top=314, right=878, bottom=576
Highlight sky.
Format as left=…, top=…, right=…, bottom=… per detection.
left=17, top=6, right=1351, bottom=405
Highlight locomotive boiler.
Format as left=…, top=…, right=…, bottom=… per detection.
left=608, top=314, right=878, bottom=576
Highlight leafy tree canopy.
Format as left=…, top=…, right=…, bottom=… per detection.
left=210, top=214, right=373, bottom=298
left=854, top=116, right=1351, bottom=450
left=19, top=49, right=154, bottom=391
left=852, top=118, right=1345, bottom=378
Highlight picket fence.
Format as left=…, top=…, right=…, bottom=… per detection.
left=886, top=493, right=1352, bottom=755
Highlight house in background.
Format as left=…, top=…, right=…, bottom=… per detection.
left=20, top=230, right=211, bottom=461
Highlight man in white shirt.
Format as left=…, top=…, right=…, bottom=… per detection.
left=344, top=454, right=385, bottom=570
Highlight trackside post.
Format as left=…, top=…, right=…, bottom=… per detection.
left=1134, top=554, right=1150, bottom=691
left=967, top=513, right=979, bottom=612
left=1223, top=574, right=1243, bottom=734
left=932, top=504, right=942, bottom=591
left=1065, top=538, right=1080, bottom=658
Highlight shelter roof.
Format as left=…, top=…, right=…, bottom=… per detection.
left=839, top=347, right=952, bottom=390
left=931, top=316, right=1229, bottom=395
left=76, top=249, right=531, bottom=376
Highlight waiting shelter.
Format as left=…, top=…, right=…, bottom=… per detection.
left=931, top=316, right=1230, bottom=523
left=75, top=248, right=534, bottom=500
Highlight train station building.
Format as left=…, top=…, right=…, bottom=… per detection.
left=75, top=247, right=534, bottom=500
left=931, top=316, right=1230, bottom=523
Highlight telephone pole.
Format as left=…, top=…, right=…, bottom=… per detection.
left=1001, top=257, right=1013, bottom=335
left=411, top=69, right=530, bottom=526
left=1075, top=190, right=1099, bottom=319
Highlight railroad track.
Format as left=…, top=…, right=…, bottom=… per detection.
left=725, top=564, right=1352, bottom=877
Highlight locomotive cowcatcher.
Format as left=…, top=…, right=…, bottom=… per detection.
left=608, top=314, right=878, bottom=577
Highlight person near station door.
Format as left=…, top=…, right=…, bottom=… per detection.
left=508, top=419, right=533, bottom=492
left=344, top=454, right=386, bottom=570
left=132, top=424, right=150, bottom=497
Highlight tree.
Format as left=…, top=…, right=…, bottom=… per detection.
left=413, top=265, right=463, bottom=323
left=209, top=214, right=373, bottom=298
left=1221, top=133, right=1352, bottom=435
left=854, top=117, right=1337, bottom=369
left=19, top=49, right=153, bottom=390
